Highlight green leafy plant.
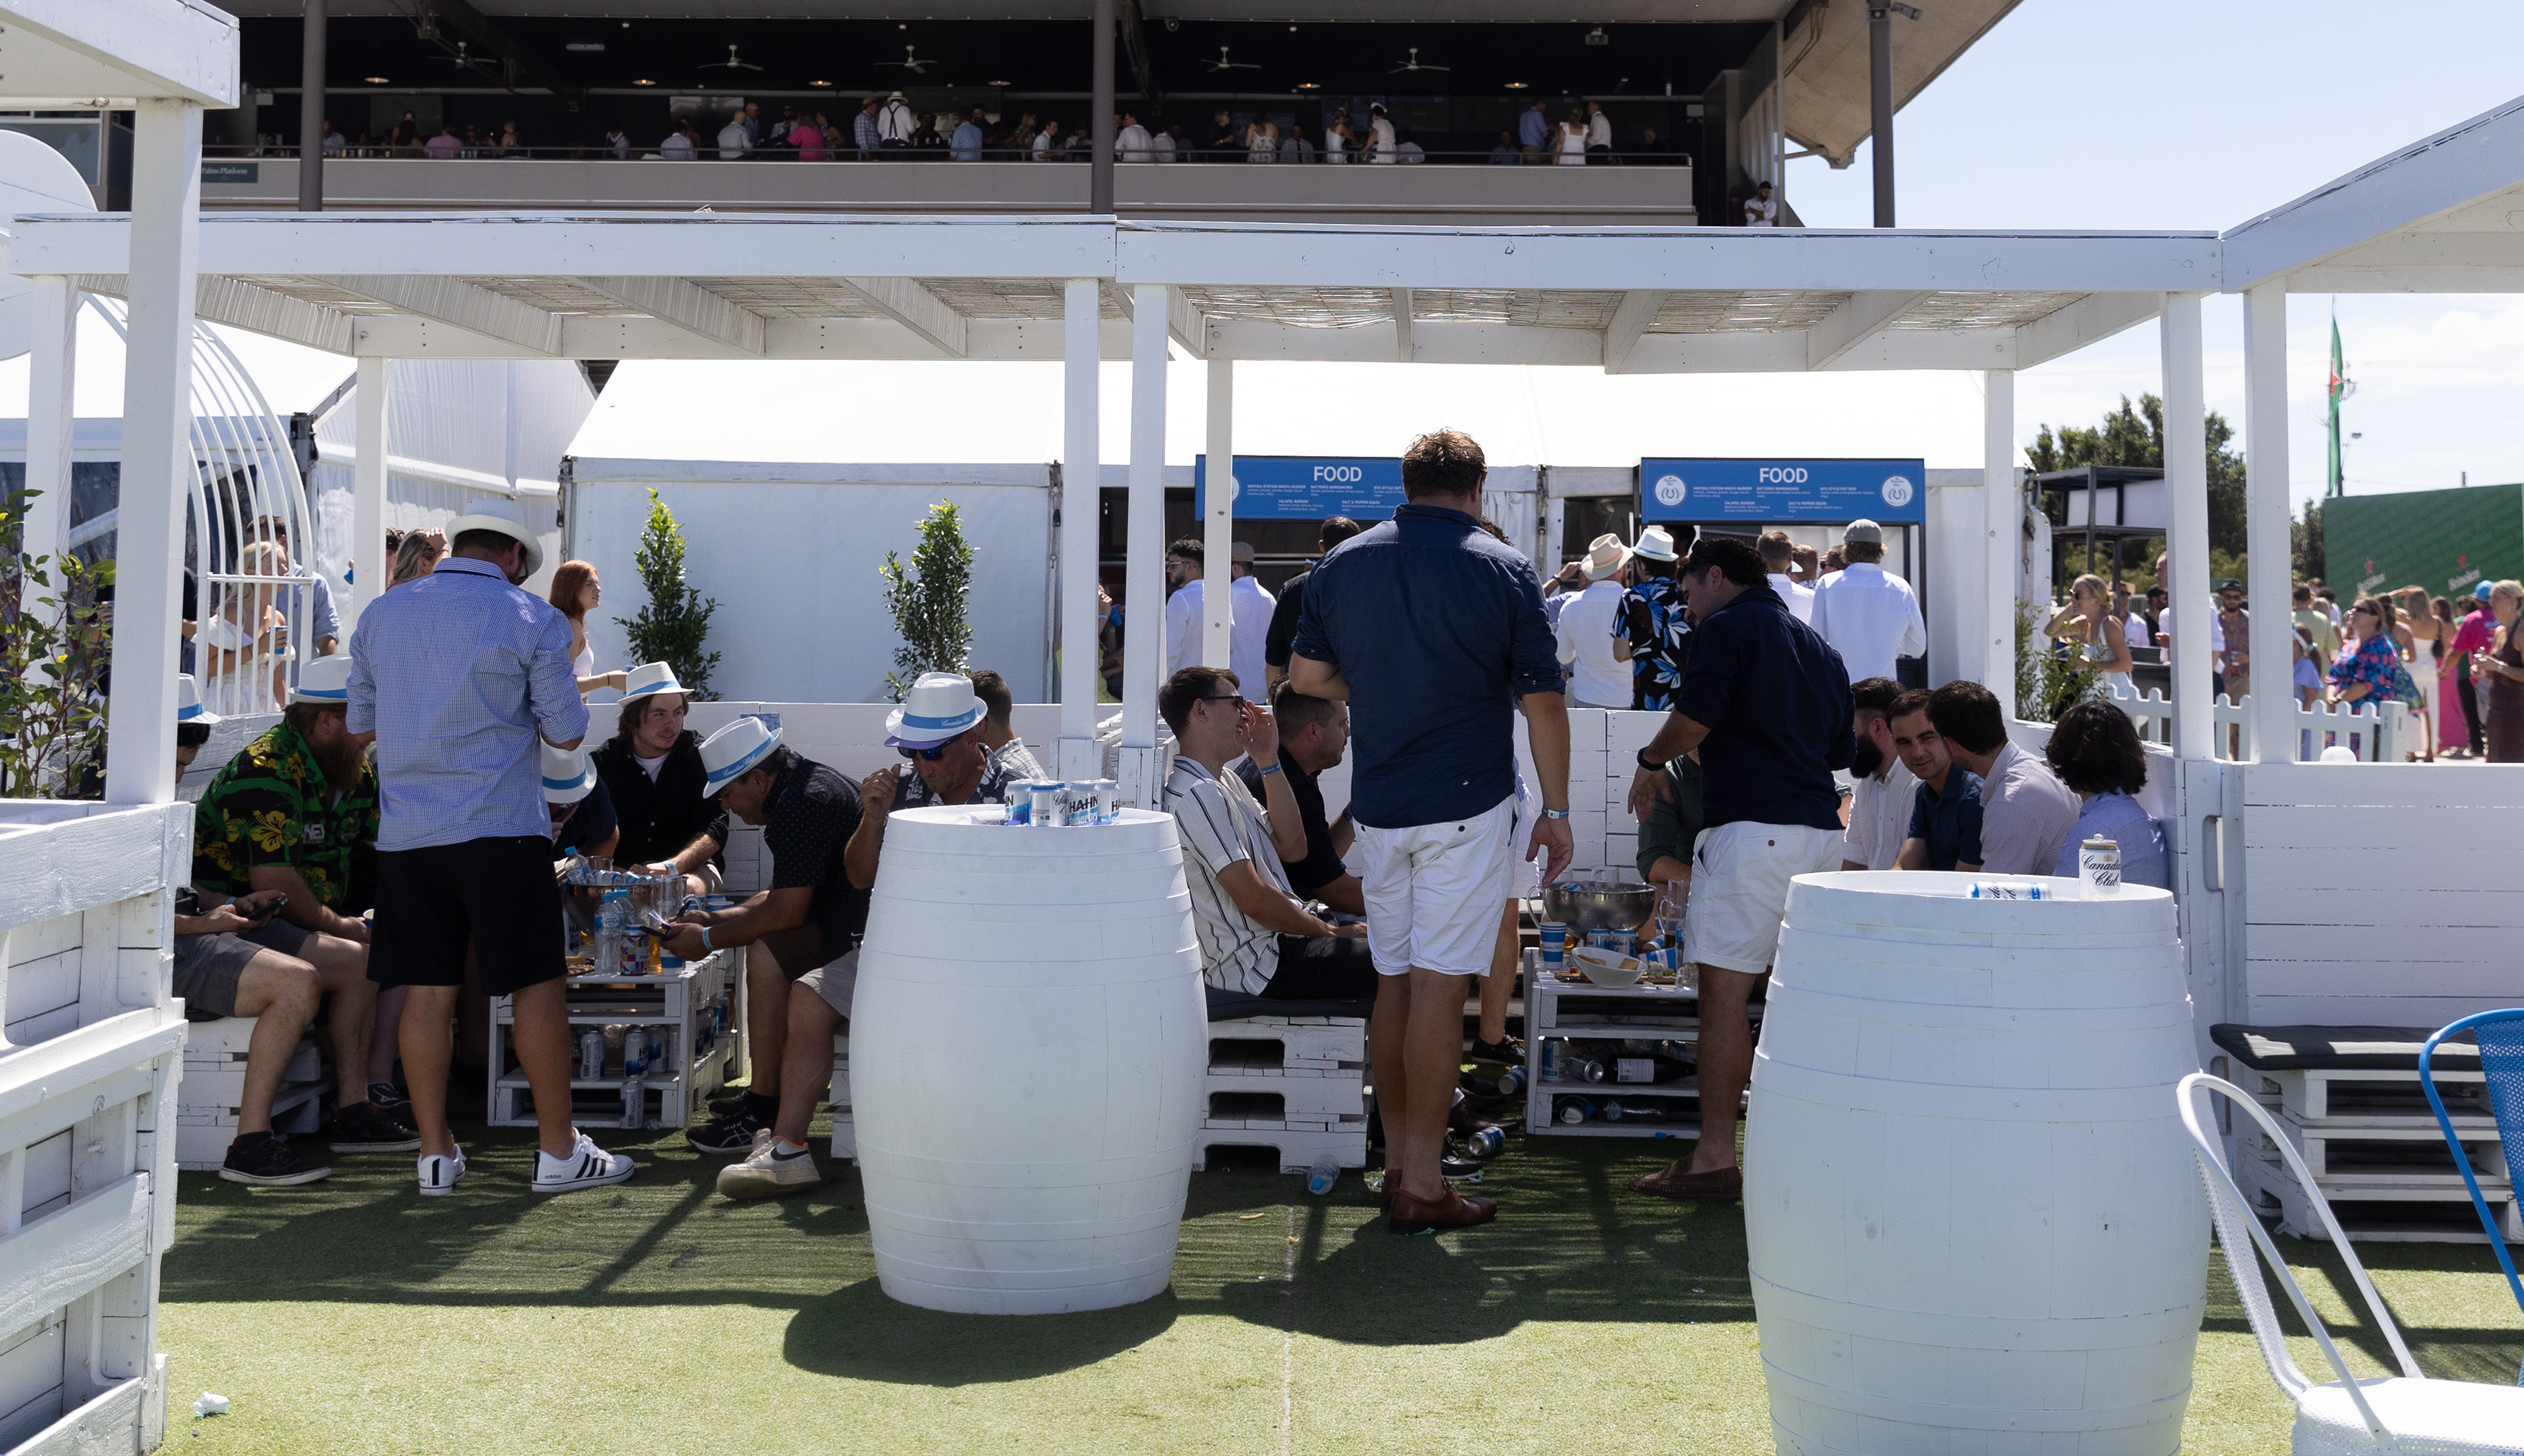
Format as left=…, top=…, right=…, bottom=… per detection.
left=0, top=487, right=113, bottom=797
left=2014, top=600, right=2098, bottom=725
left=880, top=501, right=974, bottom=701
left=613, top=488, right=720, bottom=700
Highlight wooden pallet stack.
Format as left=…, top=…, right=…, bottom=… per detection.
left=173, top=1020, right=330, bottom=1172
left=1192, top=1016, right=1370, bottom=1173
left=2238, top=1060, right=2519, bottom=1243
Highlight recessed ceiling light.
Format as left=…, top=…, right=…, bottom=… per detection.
left=1296, top=82, right=1320, bottom=90
left=363, top=76, right=390, bottom=84
left=633, top=78, right=655, bottom=86
left=809, top=79, right=832, bottom=87
left=990, top=79, right=1011, bottom=86
left=565, top=41, right=604, bottom=52
left=1505, top=81, right=1529, bottom=89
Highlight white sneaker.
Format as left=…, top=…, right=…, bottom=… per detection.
left=417, top=1145, right=467, bottom=1198
left=531, top=1132, right=635, bottom=1194
left=716, top=1135, right=823, bottom=1200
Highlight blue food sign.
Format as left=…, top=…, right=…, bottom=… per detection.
left=1638, top=458, right=1926, bottom=525
left=1193, top=455, right=1403, bottom=522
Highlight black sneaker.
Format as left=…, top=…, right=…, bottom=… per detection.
left=1470, top=1034, right=1526, bottom=1064
left=686, top=1110, right=765, bottom=1155
left=705, top=1089, right=751, bottom=1119
left=219, top=1132, right=333, bottom=1187
left=368, top=1080, right=409, bottom=1110
left=331, top=1101, right=422, bottom=1153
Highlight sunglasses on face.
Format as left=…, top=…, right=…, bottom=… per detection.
left=899, top=743, right=950, bottom=762
left=1201, top=694, right=1249, bottom=714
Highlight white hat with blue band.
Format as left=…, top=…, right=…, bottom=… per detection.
left=620, top=662, right=688, bottom=701
left=176, top=675, right=221, bottom=725
left=698, top=716, right=782, bottom=793
left=542, top=742, right=597, bottom=804
left=884, top=672, right=984, bottom=748
left=288, top=655, right=353, bottom=706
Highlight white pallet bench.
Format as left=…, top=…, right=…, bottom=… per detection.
left=1193, top=1014, right=1369, bottom=1173
left=173, top=1020, right=331, bottom=1172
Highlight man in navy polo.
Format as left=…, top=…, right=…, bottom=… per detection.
left=1290, top=427, right=1573, bottom=1234
left=1621, top=536, right=1853, bottom=1204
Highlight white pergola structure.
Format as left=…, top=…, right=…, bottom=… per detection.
left=11, top=209, right=2218, bottom=806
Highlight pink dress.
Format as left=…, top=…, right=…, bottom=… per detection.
left=793, top=123, right=827, bottom=162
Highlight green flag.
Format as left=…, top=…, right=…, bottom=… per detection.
left=2326, top=313, right=2347, bottom=498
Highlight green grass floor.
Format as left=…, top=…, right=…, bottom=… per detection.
left=162, top=1113, right=2522, bottom=1455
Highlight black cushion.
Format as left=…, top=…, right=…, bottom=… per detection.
left=1204, top=986, right=1369, bottom=1023
left=2210, top=1023, right=2479, bottom=1073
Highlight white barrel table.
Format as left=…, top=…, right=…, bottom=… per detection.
left=1744, top=871, right=2206, bottom=1455
left=853, top=806, right=1206, bottom=1315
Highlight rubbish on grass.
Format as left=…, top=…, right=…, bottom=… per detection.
left=1236, top=1212, right=1267, bottom=1220
left=192, top=1393, right=228, bottom=1418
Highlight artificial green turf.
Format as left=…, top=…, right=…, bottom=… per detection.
left=160, top=1119, right=2522, bottom=1454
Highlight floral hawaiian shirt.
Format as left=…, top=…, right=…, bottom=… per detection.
left=191, top=722, right=380, bottom=909
left=1619, top=576, right=1692, bottom=712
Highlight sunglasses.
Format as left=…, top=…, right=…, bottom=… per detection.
left=898, top=742, right=951, bottom=762
left=1200, top=694, right=1249, bottom=713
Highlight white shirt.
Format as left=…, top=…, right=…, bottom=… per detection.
left=633, top=750, right=669, bottom=784
left=661, top=132, right=695, bottom=160
left=876, top=101, right=915, bottom=143
left=1554, top=578, right=1631, bottom=707
left=1744, top=194, right=1780, bottom=226
left=2159, top=605, right=2225, bottom=657
left=1843, top=755, right=1919, bottom=871
left=1230, top=576, right=1276, bottom=702
left=1116, top=123, right=1154, bottom=162
left=1808, top=562, right=1927, bottom=684
left=1164, top=579, right=1205, bottom=678
left=1397, top=141, right=1424, bottom=163
left=1368, top=117, right=1396, bottom=161
left=1152, top=133, right=1177, bottom=161
left=716, top=121, right=749, bottom=160
left=1032, top=131, right=1058, bottom=160
left=1767, top=572, right=1816, bottom=626
left=1586, top=112, right=1612, bottom=149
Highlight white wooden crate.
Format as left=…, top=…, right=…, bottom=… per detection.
left=0, top=803, right=192, bottom=1454
left=488, top=949, right=739, bottom=1132
left=1195, top=1015, right=1369, bottom=1173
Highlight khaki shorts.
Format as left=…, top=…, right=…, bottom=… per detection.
left=795, top=948, right=856, bottom=1022
left=1689, top=821, right=1842, bottom=976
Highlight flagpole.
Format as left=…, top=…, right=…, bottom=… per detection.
left=2326, top=303, right=2345, bottom=498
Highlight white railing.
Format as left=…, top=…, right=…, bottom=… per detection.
left=2102, top=683, right=2407, bottom=763
left=0, top=802, right=191, bottom=1453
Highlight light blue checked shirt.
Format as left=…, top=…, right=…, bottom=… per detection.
left=347, top=557, right=589, bottom=851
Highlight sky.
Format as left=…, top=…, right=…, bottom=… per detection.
left=1786, top=0, right=2524, bottom=511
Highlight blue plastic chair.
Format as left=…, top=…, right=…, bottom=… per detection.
left=2418, top=1007, right=2524, bottom=1384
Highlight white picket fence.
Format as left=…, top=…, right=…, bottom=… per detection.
left=0, top=802, right=191, bottom=1454
left=2102, top=684, right=2409, bottom=764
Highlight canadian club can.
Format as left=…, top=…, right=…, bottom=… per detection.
left=2078, top=836, right=2123, bottom=899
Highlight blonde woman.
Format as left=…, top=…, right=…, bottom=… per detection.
left=547, top=558, right=629, bottom=696
left=2043, top=573, right=2135, bottom=689
left=1246, top=117, right=1278, bottom=162
left=201, top=539, right=292, bottom=710
left=1325, top=110, right=1353, bottom=163
left=387, top=528, right=444, bottom=588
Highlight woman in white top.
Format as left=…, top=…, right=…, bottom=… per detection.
left=547, top=559, right=629, bottom=697
left=1245, top=119, right=1278, bottom=161
left=2044, top=572, right=2137, bottom=690
left=1324, top=113, right=1352, bottom=163
left=1556, top=110, right=1588, bottom=165
left=200, top=539, right=293, bottom=712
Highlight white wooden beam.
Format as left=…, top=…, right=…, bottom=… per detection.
left=0, top=0, right=241, bottom=107
left=1600, top=290, right=1665, bottom=374
left=1392, top=287, right=1414, bottom=362
left=2015, top=291, right=2163, bottom=368
left=2161, top=294, right=2214, bottom=762
left=1805, top=290, right=1932, bottom=370
left=1056, top=279, right=1102, bottom=768
left=1167, top=286, right=1208, bottom=359
left=316, top=275, right=564, bottom=356
left=578, top=275, right=766, bottom=357
left=2283, top=265, right=2524, bottom=293
left=70, top=272, right=362, bottom=355
left=832, top=275, right=968, bottom=358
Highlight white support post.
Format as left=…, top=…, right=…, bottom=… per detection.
left=1117, top=283, right=1171, bottom=806
left=20, top=277, right=76, bottom=623
left=2243, top=284, right=2297, bottom=762
left=347, top=355, right=388, bottom=629
left=1201, top=357, right=1234, bottom=675
left=2162, top=293, right=2215, bottom=762
left=1055, top=278, right=1102, bottom=780
left=1983, top=369, right=2017, bottom=716
left=103, top=101, right=205, bottom=807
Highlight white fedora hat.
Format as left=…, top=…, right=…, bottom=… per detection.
left=1581, top=532, right=1631, bottom=581
left=620, top=662, right=689, bottom=702
left=884, top=672, right=984, bottom=748
left=1633, top=525, right=1679, bottom=563
left=542, top=742, right=598, bottom=804
left=176, top=674, right=222, bottom=725
left=289, top=654, right=353, bottom=706
left=444, top=497, right=543, bottom=579
left=698, top=715, right=783, bottom=793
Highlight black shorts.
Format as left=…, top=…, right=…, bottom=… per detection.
left=1266, top=934, right=1381, bottom=1003
left=370, top=836, right=566, bottom=997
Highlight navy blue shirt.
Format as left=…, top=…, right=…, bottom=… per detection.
left=1668, top=581, right=1854, bottom=834
left=1907, top=768, right=1985, bottom=871
left=552, top=776, right=619, bottom=855
left=1292, top=501, right=1559, bottom=828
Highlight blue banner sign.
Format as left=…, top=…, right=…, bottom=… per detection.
left=1194, top=455, right=1404, bottom=522
left=1638, top=457, right=1926, bottom=525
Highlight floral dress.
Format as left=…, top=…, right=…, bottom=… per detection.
left=1618, top=576, right=1690, bottom=712
left=2325, top=632, right=2408, bottom=706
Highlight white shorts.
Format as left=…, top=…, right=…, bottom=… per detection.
left=1356, top=793, right=1520, bottom=976
left=1689, top=821, right=1842, bottom=976
left=1506, top=768, right=1540, bottom=900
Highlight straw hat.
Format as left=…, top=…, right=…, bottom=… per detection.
left=289, top=655, right=352, bottom=706
left=443, top=497, right=543, bottom=579
left=620, top=662, right=689, bottom=702
left=1632, top=525, right=1678, bottom=563
left=542, top=742, right=596, bottom=805
left=884, top=672, right=984, bottom=748
left=699, top=716, right=783, bottom=793
left=1581, top=532, right=1631, bottom=582
left=176, top=674, right=221, bottom=726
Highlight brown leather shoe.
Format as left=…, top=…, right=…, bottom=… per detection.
left=1388, top=1186, right=1499, bottom=1234
left=1628, top=1161, right=1742, bottom=1202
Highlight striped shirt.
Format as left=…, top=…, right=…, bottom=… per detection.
left=347, top=556, right=589, bottom=851
left=1164, top=756, right=1292, bottom=995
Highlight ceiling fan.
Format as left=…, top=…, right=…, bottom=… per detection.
left=1205, top=46, right=1260, bottom=73
left=1390, top=47, right=1450, bottom=74
left=877, top=45, right=938, bottom=74
left=699, top=43, right=763, bottom=73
